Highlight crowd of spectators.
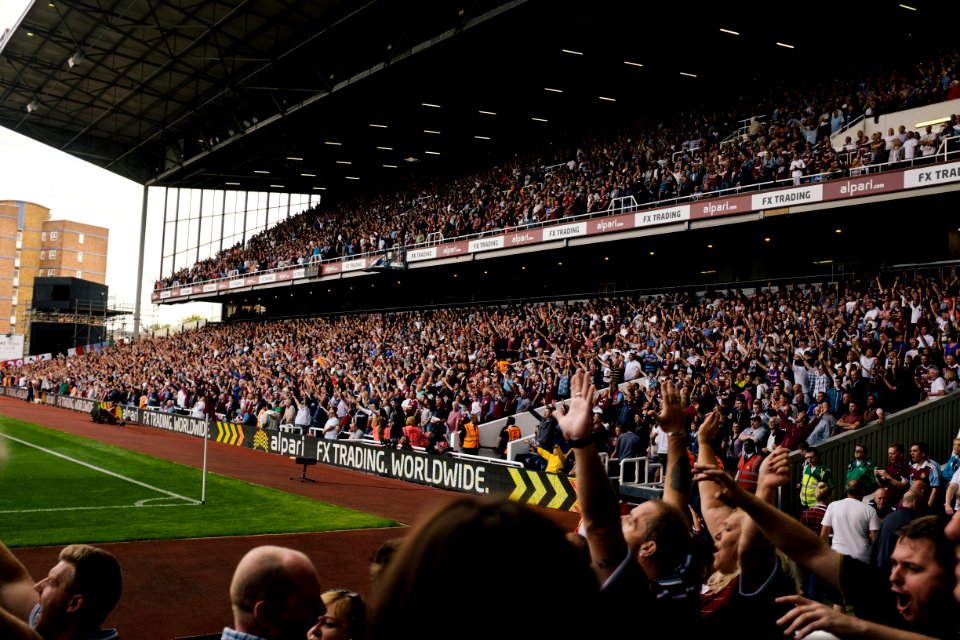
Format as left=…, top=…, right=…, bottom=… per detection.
left=14, top=266, right=960, bottom=462
left=156, top=51, right=960, bottom=291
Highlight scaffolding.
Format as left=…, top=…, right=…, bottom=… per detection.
left=24, top=297, right=135, bottom=355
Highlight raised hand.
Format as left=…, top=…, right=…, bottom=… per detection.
left=758, top=447, right=792, bottom=492
left=697, top=410, right=720, bottom=444
left=656, top=380, right=685, bottom=434
left=554, top=369, right=596, bottom=442
left=693, top=463, right=747, bottom=508
left=775, top=595, right=865, bottom=639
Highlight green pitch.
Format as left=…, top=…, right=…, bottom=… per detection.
left=0, top=417, right=399, bottom=547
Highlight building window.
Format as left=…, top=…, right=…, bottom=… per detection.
left=41, top=231, right=46, bottom=241
left=49, top=231, right=58, bottom=240
left=48, top=250, right=56, bottom=259
left=77, top=252, right=83, bottom=263
left=76, top=271, right=82, bottom=279
left=40, top=251, right=45, bottom=260
left=48, top=269, right=56, bottom=277
left=78, top=233, right=84, bottom=244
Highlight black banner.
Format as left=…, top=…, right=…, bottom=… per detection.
left=0, top=388, right=579, bottom=510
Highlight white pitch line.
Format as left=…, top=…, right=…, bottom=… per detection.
left=0, top=432, right=201, bottom=505
left=0, top=503, right=195, bottom=514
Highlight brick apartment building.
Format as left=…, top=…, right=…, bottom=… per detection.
left=0, top=200, right=108, bottom=343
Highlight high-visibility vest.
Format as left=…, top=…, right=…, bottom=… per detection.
left=800, top=464, right=829, bottom=507
left=506, top=425, right=521, bottom=441
left=462, top=422, right=479, bottom=449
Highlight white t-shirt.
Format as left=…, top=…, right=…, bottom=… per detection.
left=822, top=498, right=880, bottom=563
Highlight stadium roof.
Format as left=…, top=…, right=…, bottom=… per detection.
left=0, top=0, right=941, bottom=204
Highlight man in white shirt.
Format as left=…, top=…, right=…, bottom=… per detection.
left=920, top=125, right=938, bottom=157
left=928, top=366, right=947, bottom=398
left=820, top=480, right=880, bottom=563
left=903, top=131, right=919, bottom=159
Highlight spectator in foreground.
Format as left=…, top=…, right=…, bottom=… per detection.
left=368, top=495, right=602, bottom=639
left=695, top=449, right=958, bottom=638
left=0, top=541, right=122, bottom=640
left=223, top=545, right=325, bottom=640
left=307, top=590, right=367, bottom=640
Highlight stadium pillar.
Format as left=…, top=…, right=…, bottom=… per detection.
left=133, top=185, right=149, bottom=339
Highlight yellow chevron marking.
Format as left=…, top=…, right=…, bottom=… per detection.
left=228, top=423, right=238, bottom=445
left=216, top=421, right=226, bottom=443
left=508, top=468, right=527, bottom=502
left=236, top=425, right=244, bottom=447
left=528, top=471, right=547, bottom=506
left=546, top=473, right=568, bottom=510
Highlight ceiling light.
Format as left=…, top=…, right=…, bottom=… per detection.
left=764, top=237, right=771, bottom=242
left=383, top=164, right=398, bottom=168
left=422, top=102, right=441, bottom=108
left=254, top=170, right=269, bottom=174
left=346, top=176, right=360, bottom=180
left=474, top=135, right=490, bottom=140
left=286, top=156, right=303, bottom=161
left=225, top=182, right=241, bottom=186
left=26, top=32, right=34, bottom=36
left=404, top=157, right=419, bottom=163
left=624, top=60, right=643, bottom=67
left=561, top=49, right=583, bottom=55
left=700, top=270, right=716, bottom=274
left=478, top=110, right=496, bottom=115
left=598, top=96, right=616, bottom=102
left=776, top=42, right=795, bottom=49
left=649, top=252, right=655, bottom=256
left=269, top=184, right=284, bottom=188
left=915, top=116, right=950, bottom=128
left=313, top=187, right=326, bottom=190
left=425, top=151, right=440, bottom=155
left=680, top=72, right=697, bottom=78
left=899, top=3, right=916, bottom=9
left=325, top=141, right=342, bottom=146
left=26, top=100, right=39, bottom=113
left=300, top=173, right=316, bottom=177
left=336, top=160, right=352, bottom=165
left=424, top=130, right=440, bottom=134
left=835, top=229, right=842, bottom=234
left=719, top=28, right=740, bottom=35
left=369, top=123, right=388, bottom=128
left=531, top=117, right=548, bottom=122
left=544, top=87, right=563, bottom=93
left=377, top=146, right=393, bottom=151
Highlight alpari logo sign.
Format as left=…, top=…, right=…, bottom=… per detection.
left=838, top=177, right=887, bottom=197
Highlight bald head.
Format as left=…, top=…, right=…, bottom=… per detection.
left=229, top=546, right=324, bottom=640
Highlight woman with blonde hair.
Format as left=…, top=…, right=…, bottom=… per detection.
left=308, top=589, right=367, bottom=640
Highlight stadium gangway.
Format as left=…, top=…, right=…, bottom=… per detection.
left=153, top=145, right=960, bottom=295
left=616, top=456, right=664, bottom=503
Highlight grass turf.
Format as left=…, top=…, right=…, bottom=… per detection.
left=0, top=417, right=399, bottom=547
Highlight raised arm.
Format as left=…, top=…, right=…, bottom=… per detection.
left=554, top=370, right=627, bottom=584
left=695, top=410, right=731, bottom=536
left=694, top=448, right=842, bottom=592
left=656, top=381, right=692, bottom=527
left=0, top=542, right=39, bottom=624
